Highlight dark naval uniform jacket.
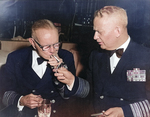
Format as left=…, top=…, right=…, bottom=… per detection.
left=75, top=40, right=150, bottom=117
left=0, top=46, right=89, bottom=117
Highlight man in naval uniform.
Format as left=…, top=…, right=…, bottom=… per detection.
left=55, top=6, right=150, bottom=117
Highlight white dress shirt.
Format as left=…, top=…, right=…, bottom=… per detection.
left=110, top=36, right=130, bottom=73
left=32, top=50, right=47, bottom=78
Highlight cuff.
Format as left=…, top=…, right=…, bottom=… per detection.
left=122, top=105, right=133, bottom=117
left=17, top=96, right=24, bottom=111
left=66, top=79, right=75, bottom=91
left=64, top=76, right=79, bottom=97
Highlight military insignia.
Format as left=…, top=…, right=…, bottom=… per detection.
left=127, top=68, right=146, bottom=82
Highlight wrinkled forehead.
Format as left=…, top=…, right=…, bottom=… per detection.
left=93, top=17, right=120, bottom=36
left=33, top=28, right=59, bottom=44
left=33, top=28, right=58, bottom=38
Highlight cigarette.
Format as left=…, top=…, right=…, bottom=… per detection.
left=91, top=113, right=103, bottom=116
left=51, top=55, right=60, bottom=63
left=91, top=112, right=107, bottom=117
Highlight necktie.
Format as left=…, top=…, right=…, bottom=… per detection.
left=37, top=57, right=47, bottom=65
left=108, top=48, right=124, bottom=58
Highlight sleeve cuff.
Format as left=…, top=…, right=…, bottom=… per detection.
left=122, top=104, right=133, bottom=117
left=17, top=96, right=24, bottom=111
left=64, top=76, right=79, bottom=97
left=66, top=79, right=75, bottom=91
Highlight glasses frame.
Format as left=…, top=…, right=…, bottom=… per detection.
left=32, top=38, right=61, bottom=51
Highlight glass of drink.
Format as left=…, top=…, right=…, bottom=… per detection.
left=38, top=99, right=51, bottom=117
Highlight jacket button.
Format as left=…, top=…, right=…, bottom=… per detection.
left=100, top=96, right=104, bottom=99
left=53, top=110, right=56, bottom=113
left=50, top=99, right=55, bottom=104
left=32, top=90, right=35, bottom=93
left=54, top=80, right=59, bottom=85
left=120, top=98, right=124, bottom=101
left=51, top=90, right=54, bottom=93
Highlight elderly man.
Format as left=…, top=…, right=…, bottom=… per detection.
left=0, top=19, right=89, bottom=117
left=56, top=6, right=150, bottom=117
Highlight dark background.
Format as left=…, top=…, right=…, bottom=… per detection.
left=0, top=0, right=150, bottom=45
left=0, top=0, right=150, bottom=69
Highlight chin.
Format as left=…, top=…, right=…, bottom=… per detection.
left=100, top=46, right=105, bottom=50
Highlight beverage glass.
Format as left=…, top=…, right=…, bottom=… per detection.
left=38, top=99, right=51, bottom=117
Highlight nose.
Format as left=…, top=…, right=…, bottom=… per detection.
left=48, top=45, right=55, bottom=53
left=93, top=31, right=99, bottom=40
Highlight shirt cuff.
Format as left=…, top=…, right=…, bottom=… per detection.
left=66, top=79, right=75, bottom=91
left=17, top=96, right=24, bottom=111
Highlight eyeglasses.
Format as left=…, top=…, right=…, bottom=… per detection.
left=33, top=38, right=61, bottom=51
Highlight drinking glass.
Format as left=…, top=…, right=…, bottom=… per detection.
left=37, top=99, right=51, bottom=117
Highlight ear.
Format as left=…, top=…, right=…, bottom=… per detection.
left=29, top=38, right=36, bottom=49
left=114, top=26, right=121, bottom=38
